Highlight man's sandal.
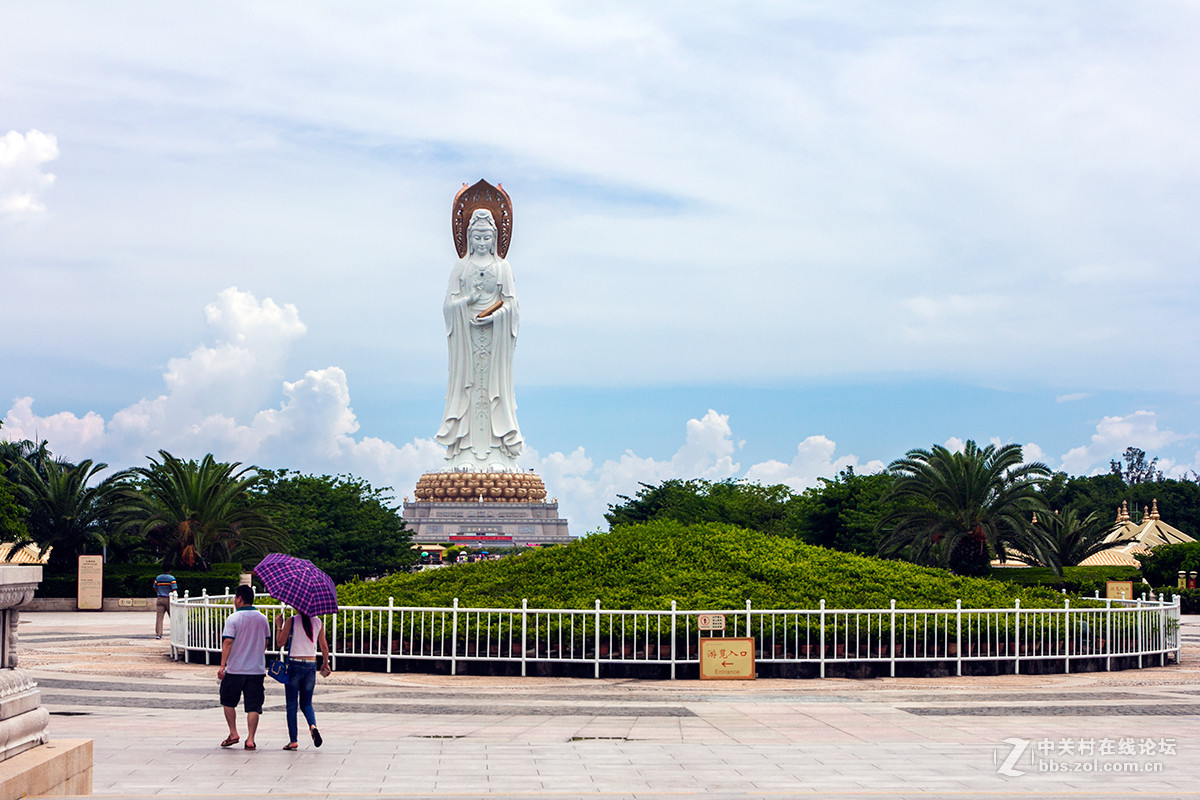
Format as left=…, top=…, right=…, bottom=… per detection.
left=219, top=735, right=239, bottom=748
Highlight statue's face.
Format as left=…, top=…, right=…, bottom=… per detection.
left=469, top=228, right=495, bottom=256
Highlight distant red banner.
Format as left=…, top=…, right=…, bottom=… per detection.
left=448, top=535, right=514, bottom=542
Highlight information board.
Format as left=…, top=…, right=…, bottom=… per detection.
left=77, top=555, right=104, bottom=610
left=699, top=637, right=755, bottom=680
left=1106, top=580, right=1134, bottom=600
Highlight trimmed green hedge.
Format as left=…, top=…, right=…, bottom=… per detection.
left=37, top=563, right=245, bottom=599
left=989, top=565, right=1144, bottom=597
left=1156, top=587, right=1200, bottom=614
left=341, top=520, right=1071, bottom=610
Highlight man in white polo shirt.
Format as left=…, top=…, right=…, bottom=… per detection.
left=217, top=584, right=271, bottom=750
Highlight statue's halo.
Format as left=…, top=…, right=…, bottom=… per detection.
left=452, top=179, right=513, bottom=259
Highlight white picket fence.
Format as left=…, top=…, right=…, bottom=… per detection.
left=171, top=591, right=1182, bottom=678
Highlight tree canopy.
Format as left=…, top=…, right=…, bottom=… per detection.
left=605, top=478, right=795, bottom=536
left=118, top=451, right=283, bottom=570
left=254, top=470, right=415, bottom=584
left=877, top=441, right=1052, bottom=576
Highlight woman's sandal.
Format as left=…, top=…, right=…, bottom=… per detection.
left=219, top=735, right=239, bottom=748
left=310, top=726, right=323, bottom=748
left=282, top=743, right=298, bottom=751
left=244, top=742, right=256, bottom=751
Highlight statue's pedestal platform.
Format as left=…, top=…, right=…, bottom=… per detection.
left=404, top=472, right=570, bottom=547
left=0, top=739, right=92, bottom=799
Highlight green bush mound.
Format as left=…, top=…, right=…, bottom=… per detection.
left=341, top=520, right=1069, bottom=610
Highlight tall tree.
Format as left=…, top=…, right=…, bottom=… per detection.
left=877, top=441, right=1053, bottom=576
left=1026, top=507, right=1124, bottom=569
left=13, top=458, right=125, bottom=568
left=789, top=469, right=902, bottom=554
left=1111, top=446, right=1164, bottom=484
left=255, top=470, right=415, bottom=584
left=118, top=451, right=283, bottom=570
left=605, top=479, right=794, bottom=536
left=0, top=478, right=28, bottom=542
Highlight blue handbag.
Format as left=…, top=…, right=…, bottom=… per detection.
left=267, top=627, right=292, bottom=684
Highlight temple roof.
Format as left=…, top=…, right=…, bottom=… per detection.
left=1077, top=499, right=1195, bottom=567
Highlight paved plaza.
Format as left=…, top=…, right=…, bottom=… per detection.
left=16, top=609, right=1200, bottom=799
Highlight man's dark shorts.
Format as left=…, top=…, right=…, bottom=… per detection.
left=220, top=673, right=265, bottom=714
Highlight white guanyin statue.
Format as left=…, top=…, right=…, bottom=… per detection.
left=435, top=182, right=524, bottom=472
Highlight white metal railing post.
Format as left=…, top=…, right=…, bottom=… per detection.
left=1175, top=596, right=1183, bottom=663
left=746, top=599, right=752, bottom=639
left=521, top=599, right=528, bottom=677
left=182, top=590, right=190, bottom=663
left=1160, top=598, right=1168, bottom=666
left=670, top=600, right=677, bottom=680
left=386, top=597, right=394, bottom=674
left=1013, top=599, right=1021, bottom=675
left=1106, top=598, right=1112, bottom=671
left=819, top=599, right=826, bottom=678
left=331, top=608, right=338, bottom=672
left=889, top=599, right=896, bottom=677
left=1137, top=601, right=1143, bottom=668
left=593, top=600, right=601, bottom=679
left=202, top=589, right=210, bottom=665
left=1063, top=598, right=1070, bottom=674
left=955, top=600, right=962, bottom=677
left=451, top=598, right=459, bottom=675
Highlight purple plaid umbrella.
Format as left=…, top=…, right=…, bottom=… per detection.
left=253, top=553, right=339, bottom=616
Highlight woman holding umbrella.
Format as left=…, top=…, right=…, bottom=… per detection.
left=254, top=553, right=338, bottom=751
left=275, top=609, right=331, bottom=750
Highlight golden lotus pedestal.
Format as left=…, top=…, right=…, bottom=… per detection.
left=402, top=472, right=571, bottom=549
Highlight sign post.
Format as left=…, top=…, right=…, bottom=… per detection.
left=77, top=555, right=103, bottom=611
left=699, top=637, right=755, bottom=680
left=1106, top=580, right=1134, bottom=601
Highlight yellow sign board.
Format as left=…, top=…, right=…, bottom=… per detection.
left=700, top=637, right=755, bottom=680
left=1106, top=580, right=1134, bottom=600
left=77, top=555, right=104, bottom=610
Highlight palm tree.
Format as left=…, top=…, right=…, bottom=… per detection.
left=118, top=451, right=283, bottom=570
left=13, top=458, right=126, bottom=568
left=1022, top=507, right=1125, bottom=569
left=877, top=441, right=1053, bottom=576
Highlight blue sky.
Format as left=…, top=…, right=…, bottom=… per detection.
left=3, top=2, right=1199, bottom=535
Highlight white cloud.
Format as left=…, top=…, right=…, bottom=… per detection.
left=529, top=415, right=883, bottom=534
left=2, top=287, right=442, bottom=496
left=1, top=397, right=105, bottom=457
left=1056, top=393, right=1091, bottom=403
left=0, top=130, right=58, bottom=218
left=743, top=435, right=884, bottom=492
left=1059, top=410, right=1182, bottom=476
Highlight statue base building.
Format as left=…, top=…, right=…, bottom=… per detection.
left=403, top=471, right=571, bottom=547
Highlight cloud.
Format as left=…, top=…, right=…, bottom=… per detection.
left=2, top=287, right=442, bottom=494
left=1, top=397, right=105, bottom=457
left=529, top=413, right=883, bottom=534
left=0, top=130, right=58, bottom=218
left=1059, top=410, right=1183, bottom=476
left=1056, top=393, right=1091, bottom=403
left=743, top=436, right=884, bottom=491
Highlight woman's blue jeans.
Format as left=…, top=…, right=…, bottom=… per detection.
left=285, top=661, right=317, bottom=743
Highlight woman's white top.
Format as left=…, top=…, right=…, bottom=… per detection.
left=288, top=615, right=323, bottom=658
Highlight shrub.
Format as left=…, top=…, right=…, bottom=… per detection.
left=341, top=520, right=1070, bottom=611
left=1137, top=542, right=1200, bottom=587
left=36, top=563, right=245, bottom=599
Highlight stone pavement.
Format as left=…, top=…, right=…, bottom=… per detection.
left=15, top=610, right=1200, bottom=799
